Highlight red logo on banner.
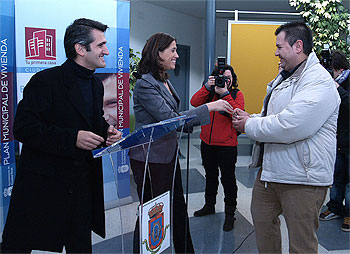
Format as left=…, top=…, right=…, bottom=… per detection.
left=25, top=27, right=56, bottom=60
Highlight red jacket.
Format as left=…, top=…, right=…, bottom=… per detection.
left=190, top=85, right=245, bottom=146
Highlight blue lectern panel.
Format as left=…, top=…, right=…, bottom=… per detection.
left=93, top=115, right=196, bottom=158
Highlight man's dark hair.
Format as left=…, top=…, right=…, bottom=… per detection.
left=275, top=21, right=313, bottom=55
left=211, top=64, right=238, bottom=90
left=138, top=32, right=176, bottom=82
left=64, top=18, right=108, bottom=60
left=331, top=50, right=350, bottom=70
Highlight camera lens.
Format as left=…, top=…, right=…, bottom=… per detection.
left=215, top=76, right=226, bottom=87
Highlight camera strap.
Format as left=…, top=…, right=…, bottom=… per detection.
left=231, top=88, right=239, bottom=100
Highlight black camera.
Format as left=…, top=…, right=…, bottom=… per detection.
left=215, top=57, right=227, bottom=88
left=320, top=47, right=332, bottom=74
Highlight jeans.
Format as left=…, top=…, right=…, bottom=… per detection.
left=327, top=150, right=350, bottom=217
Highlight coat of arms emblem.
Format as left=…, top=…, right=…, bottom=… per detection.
left=142, top=202, right=170, bottom=253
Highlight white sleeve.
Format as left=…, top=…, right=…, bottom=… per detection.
left=245, top=75, right=340, bottom=144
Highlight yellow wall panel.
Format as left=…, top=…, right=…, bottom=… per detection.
left=229, top=22, right=281, bottom=114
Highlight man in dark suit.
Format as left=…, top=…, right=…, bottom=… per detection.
left=1, top=18, right=122, bottom=253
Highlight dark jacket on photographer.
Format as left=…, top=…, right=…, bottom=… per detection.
left=335, top=69, right=349, bottom=153
left=190, top=83, right=244, bottom=146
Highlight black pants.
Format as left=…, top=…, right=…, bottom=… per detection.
left=327, top=150, right=350, bottom=217
left=200, top=142, right=238, bottom=207
left=130, top=155, right=194, bottom=253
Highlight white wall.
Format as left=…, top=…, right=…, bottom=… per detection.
left=130, top=1, right=205, bottom=107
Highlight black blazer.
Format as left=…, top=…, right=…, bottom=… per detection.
left=2, top=60, right=109, bottom=251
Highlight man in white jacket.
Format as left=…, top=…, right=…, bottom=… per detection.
left=233, top=21, right=340, bottom=253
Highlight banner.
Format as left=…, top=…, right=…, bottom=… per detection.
left=101, top=0, right=131, bottom=207
left=14, top=0, right=130, bottom=208
left=0, top=0, right=16, bottom=234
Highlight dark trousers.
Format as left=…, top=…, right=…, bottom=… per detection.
left=130, top=155, right=194, bottom=253
left=200, top=141, right=238, bottom=207
left=327, top=150, right=350, bottom=217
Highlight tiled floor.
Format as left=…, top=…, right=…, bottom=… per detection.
left=90, top=128, right=350, bottom=253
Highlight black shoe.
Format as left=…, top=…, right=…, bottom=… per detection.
left=223, top=215, right=235, bottom=231
left=341, top=217, right=350, bottom=232
left=319, top=209, right=341, bottom=221
left=193, top=204, right=215, bottom=217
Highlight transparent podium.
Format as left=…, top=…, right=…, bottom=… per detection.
left=93, top=115, right=196, bottom=253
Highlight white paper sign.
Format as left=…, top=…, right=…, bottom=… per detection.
left=139, top=191, right=171, bottom=253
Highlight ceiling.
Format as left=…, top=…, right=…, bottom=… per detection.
left=131, top=0, right=349, bottom=20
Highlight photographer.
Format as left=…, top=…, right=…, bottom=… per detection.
left=190, top=63, right=244, bottom=231
left=319, top=50, right=349, bottom=232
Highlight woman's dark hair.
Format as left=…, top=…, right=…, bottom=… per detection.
left=138, top=32, right=176, bottom=82
left=211, top=64, right=238, bottom=91
left=331, top=50, right=350, bottom=70
left=64, top=18, right=108, bottom=60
